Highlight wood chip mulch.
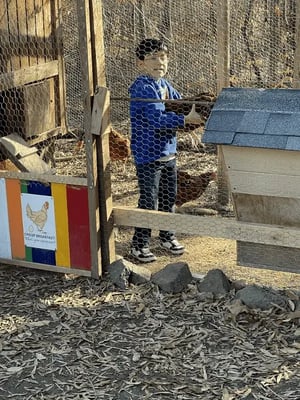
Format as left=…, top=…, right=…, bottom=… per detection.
left=0, top=266, right=299, bottom=399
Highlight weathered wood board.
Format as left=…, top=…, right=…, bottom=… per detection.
left=23, top=80, right=56, bottom=138
left=0, top=134, right=52, bottom=173
left=222, top=145, right=300, bottom=271
left=237, top=241, right=300, bottom=274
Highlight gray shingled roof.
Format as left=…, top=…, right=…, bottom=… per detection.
left=202, top=88, right=300, bottom=151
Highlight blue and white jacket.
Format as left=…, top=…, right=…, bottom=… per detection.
left=129, top=75, right=185, bottom=165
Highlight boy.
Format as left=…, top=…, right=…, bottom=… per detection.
left=129, top=38, right=202, bottom=263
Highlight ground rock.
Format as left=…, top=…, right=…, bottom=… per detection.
left=123, top=259, right=152, bottom=285
left=108, top=258, right=151, bottom=289
left=197, top=268, right=231, bottom=294
left=108, top=259, right=130, bottom=290
left=236, top=285, right=287, bottom=310
left=151, top=262, right=192, bottom=293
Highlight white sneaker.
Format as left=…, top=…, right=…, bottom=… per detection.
left=130, top=247, right=157, bottom=263
left=160, top=238, right=185, bottom=255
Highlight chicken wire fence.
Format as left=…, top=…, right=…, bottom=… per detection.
left=0, top=0, right=300, bottom=270
left=0, top=0, right=88, bottom=177
left=102, top=0, right=300, bottom=269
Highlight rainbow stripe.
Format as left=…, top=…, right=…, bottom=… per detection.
left=0, top=178, right=91, bottom=271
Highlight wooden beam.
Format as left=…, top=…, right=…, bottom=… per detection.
left=0, top=258, right=91, bottom=277
left=26, top=127, right=62, bottom=146
left=55, top=0, right=68, bottom=134
left=293, top=0, right=300, bottom=88
left=89, top=0, right=106, bottom=87
left=216, top=1, right=230, bottom=207
left=77, top=0, right=102, bottom=279
left=89, top=0, right=116, bottom=273
left=0, top=171, right=87, bottom=186
left=216, top=0, right=230, bottom=93
left=223, top=146, right=300, bottom=175
left=229, top=170, right=300, bottom=198
left=95, top=87, right=116, bottom=270
left=113, top=206, right=300, bottom=249
left=0, top=60, right=59, bottom=91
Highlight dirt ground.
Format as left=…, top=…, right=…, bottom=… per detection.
left=0, top=261, right=299, bottom=400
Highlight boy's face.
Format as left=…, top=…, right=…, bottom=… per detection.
left=138, top=50, right=169, bottom=80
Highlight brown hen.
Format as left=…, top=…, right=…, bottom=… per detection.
left=176, top=170, right=216, bottom=206
left=109, top=128, right=131, bottom=161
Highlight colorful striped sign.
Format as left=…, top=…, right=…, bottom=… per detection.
left=0, top=178, right=91, bottom=271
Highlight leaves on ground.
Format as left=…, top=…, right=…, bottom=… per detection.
left=0, top=265, right=299, bottom=399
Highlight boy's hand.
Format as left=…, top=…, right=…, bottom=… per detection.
left=184, top=104, right=203, bottom=126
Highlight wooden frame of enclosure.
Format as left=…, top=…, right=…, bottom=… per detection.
left=0, top=0, right=115, bottom=279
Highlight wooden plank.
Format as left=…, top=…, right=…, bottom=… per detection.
left=0, top=134, right=38, bottom=157
left=89, top=0, right=107, bottom=86
left=293, top=0, right=300, bottom=88
left=89, top=0, right=115, bottom=275
left=77, top=1, right=102, bottom=278
left=96, top=87, right=115, bottom=270
left=23, top=80, right=56, bottom=138
left=51, top=182, right=71, bottom=267
left=0, top=171, right=87, bottom=186
left=54, top=0, right=67, bottom=134
left=26, top=0, right=38, bottom=66
left=0, top=133, right=52, bottom=173
left=233, top=193, right=300, bottom=227
left=217, top=146, right=230, bottom=206
left=223, top=146, right=300, bottom=175
left=67, top=185, right=92, bottom=270
left=17, top=0, right=30, bottom=68
left=90, top=88, right=106, bottom=135
left=0, top=258, right=92, bottom=276
left=35, top=0, right=46, bottom=62
left=85, top=0, right=94, bottom=91
left=237, top=242, right=300, bottom=274
left=228, top=170, right=300, bottom=198
left=0, top=1, right=9, bottom=73
left=216, top=0, right=230, bottom=206
left=0, top=178, right=12, bottom=259
left=113, top=206, right=300, bottom=249
left=216, top=0, right=230, bottom=93
left=0, top=60, right=59, bottom=90
left=7, top=0, right=21, bottom=71
left=27, top=127, right=61, bottom=145
left=44, top=0, right=54, bottom=59
left=6, top=178, right=26, bottom=259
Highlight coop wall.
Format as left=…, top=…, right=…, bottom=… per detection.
left=222, top=145, right=300, bottom=271
left=0, top=1, right=103, bottom=276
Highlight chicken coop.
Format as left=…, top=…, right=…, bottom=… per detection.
left=0, top=0, right=114, bottom=278
left=202, top=87, right=300, bottom=273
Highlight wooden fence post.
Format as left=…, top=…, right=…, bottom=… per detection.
left=88, top=0, right=116, bottom=272
left=293, top=0, right=300, bottom=88
left=216, top=0, right=230, bottom=207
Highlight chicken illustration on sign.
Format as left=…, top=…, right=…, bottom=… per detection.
left=26, top=201, right=49, bottom=231
left=21, top=194, right=57, bottom=251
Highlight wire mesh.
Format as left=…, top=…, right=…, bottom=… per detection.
left=0, top=0, right=299, bottom=273
left=102, top=0, right=300, bottom=270
left=0, top=0, right=87, bottom=177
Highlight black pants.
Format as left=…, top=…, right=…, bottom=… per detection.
left=132, top=158, right=177, bottom=249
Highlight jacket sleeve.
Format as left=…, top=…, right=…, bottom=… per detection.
left=130, top=83, right=185, bottom=131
